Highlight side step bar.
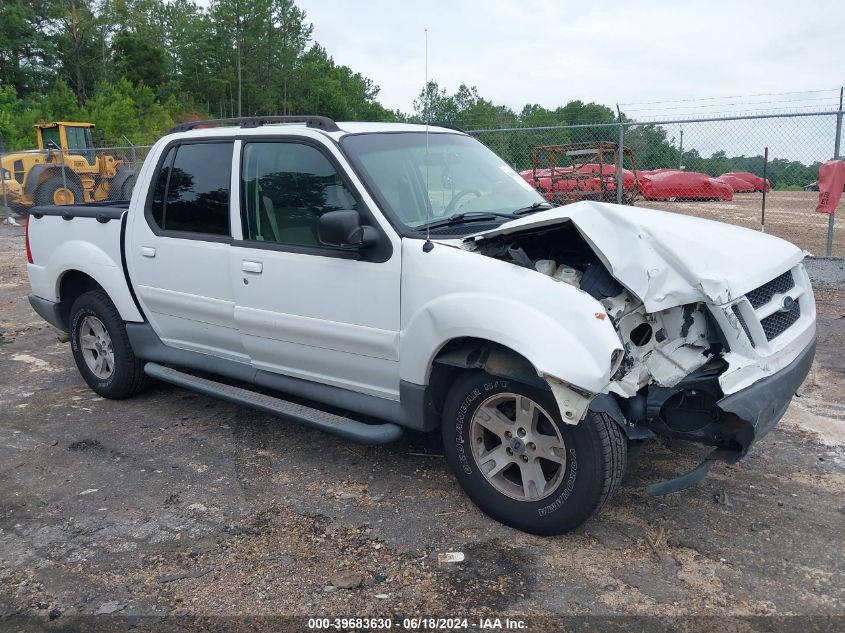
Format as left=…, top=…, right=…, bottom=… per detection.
left=143, top=363, right=403, bottom=445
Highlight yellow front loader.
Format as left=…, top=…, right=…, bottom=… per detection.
left=0, top=122, right=136, bottom=211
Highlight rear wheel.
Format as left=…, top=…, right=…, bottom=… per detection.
left=69, top=290, right=148, bottom=399
left=34, top=175, right=84, bottom=206
left=442, top=371, right=626, bottom=535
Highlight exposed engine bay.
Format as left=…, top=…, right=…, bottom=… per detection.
left=466, top=220, right=750, bottom=458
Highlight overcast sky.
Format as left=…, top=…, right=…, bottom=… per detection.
left=295, top=0, right=845, bottom=117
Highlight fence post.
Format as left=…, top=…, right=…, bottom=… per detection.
left=123, top=135, right=137, bottom=170
left=0, top=139, right=9, bottom=223
left=761, top=147, right=768, bottom=233
left=616, top=121, right=624, bottom=205
left=678, top=128, right=684, bottom=169
left=828, top=88, right=843, bottom=256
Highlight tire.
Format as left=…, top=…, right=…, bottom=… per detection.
left=120, top=174, right=136, bottom=200
left=34, top=175, right=84, bottom=206
left=69, top=290, right=148, bottom=399
left=442, top=371, right=626, bottom=535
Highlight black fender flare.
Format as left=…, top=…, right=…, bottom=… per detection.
left=590, top=393, right=655, bottom=440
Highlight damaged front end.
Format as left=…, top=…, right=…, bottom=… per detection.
left=464, top=207, right=816, bottom=494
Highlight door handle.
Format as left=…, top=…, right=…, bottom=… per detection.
left=141, top=246, right=156, bottom=258
left=241, top=260, right=263, bottom=274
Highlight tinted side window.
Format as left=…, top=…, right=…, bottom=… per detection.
left=240, top=142, right=357, bottom=247
left=150, top=147, right=175, bottom=227
left=150, top=142, right=233, bottom=236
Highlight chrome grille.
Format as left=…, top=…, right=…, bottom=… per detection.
left=746, top=270, right=795, bottom=309
left=728, top=266, right=806, bottom=348
left=760, top=301, right=801, bottom=341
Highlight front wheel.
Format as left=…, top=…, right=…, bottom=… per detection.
left=442, top=371, right=626, bottom=535
left=69, top=290, right=148, bottom=399
left=34, top=175, right=84, bottom=206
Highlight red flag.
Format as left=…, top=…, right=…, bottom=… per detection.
left=816, top=159, right=845, bottom=214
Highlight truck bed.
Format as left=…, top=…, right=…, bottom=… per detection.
left=26, top=201, right=143, bottom=327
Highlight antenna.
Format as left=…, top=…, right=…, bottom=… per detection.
left=423, top=28, right=434, bottom=253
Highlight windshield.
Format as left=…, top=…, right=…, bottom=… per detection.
left=341, top=132, right=546, bottom=232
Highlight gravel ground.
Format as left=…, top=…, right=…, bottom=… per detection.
left=644, top=190, right=844, bottom=257
left=805, top=256, right=845, bottom=288
left=0, top=222, right=843, bottom=631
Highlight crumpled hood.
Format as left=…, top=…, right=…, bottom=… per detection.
left=465, top=200, right=804, bottom=311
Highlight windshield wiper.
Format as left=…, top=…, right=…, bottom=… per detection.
left=416, top=211, right=518, bottom=231
left=512, top=201, right=553, bottom=216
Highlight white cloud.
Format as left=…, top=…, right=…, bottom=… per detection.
left=296, top=0, right=845, bottom=115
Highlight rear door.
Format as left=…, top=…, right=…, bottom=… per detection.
left=229, top=137, right=401, bottom=399
left=127, top=140, right=247, bottom=362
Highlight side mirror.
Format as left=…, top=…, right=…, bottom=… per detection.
left=318, top=210, right=378, bottom=248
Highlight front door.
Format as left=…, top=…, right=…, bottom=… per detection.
left=128, top=140, right=247, bottom=362
left=229, top=139, right=401, bottom=400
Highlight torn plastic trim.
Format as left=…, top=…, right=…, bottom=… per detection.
left=647, top=336, right=815, bottom=495
left=648, top=447, right=742, bottom=496
left=542, top=375, right=594, bottom=425
left=432, top=340, right=600, bottom=426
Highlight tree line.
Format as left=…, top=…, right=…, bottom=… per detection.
left=0, top=0, right=821, bottom=189
left=0, top=0, right=398, bottom=148
left=419, top=83, right=821, bottom=189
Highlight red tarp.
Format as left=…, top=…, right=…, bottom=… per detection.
left=816, top=160, right=845, bottom=214
left=520, top=164, right=637, bottom=199
left=717, top=174, right=756, bottom=193
left=639, top=170, right=733, bottom=201
left=575, top=163, right=638, bottom=190
left=720, top=171, right=770, bottom=192
left=522, top=174, right=602, bottom=199
left=637, top=168, right=681, bottom=177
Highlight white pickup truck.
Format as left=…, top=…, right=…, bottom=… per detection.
left=25, top=117, right=816, bottom=535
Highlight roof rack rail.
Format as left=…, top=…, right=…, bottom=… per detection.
left=430, top=121, right=465, bottom=133
left=168, top=115, right=340, bottom=134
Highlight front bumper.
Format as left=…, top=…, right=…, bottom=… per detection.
left=647, top=336, right=816, bottom=496
left=718, top=335, right=816, bottom=445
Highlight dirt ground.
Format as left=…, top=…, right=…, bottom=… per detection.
left=643, top=190, right=844, bottom=257
left=0, top=222, right=843, bottom=631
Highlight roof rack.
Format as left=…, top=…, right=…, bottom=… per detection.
left=429, top=121, right=465, bottom=133
left=168, top=115, right=340, bottom=134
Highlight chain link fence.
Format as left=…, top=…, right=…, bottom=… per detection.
left=469, top=110, right=844, bottom=257
left=1, top=145, right=154, bottom=222
left=2, top=112, right=843, bottom=256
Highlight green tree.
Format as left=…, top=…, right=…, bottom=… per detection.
left=53, top=0, right=108, bottom=105
left=82, top=79, right=173, bottom=145
left=111, top=31, right=168, bottom=89
left=0, top=80, right=81, bottom=149
left=294, top=45, right=396, bottom=121
left=0, top=0, right=58, bottom=97
left=624, top=125, right=678, bottom=170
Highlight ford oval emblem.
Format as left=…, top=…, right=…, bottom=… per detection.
left=780, top=295, right=795, bottom=312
